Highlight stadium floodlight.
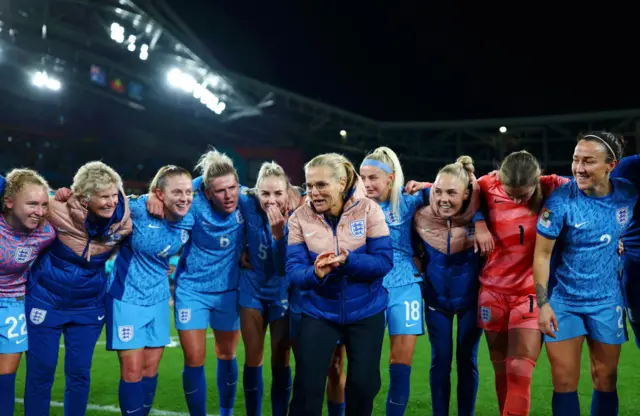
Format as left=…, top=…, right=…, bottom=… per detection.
left=139, top=44, right=149, bottom=60
left=339, top=129, right=348, bottom=138
left=499, top=126, right=507, bottom=133
left=32, top=71, right=61, bottom=91
left=110, top=22, right=125, bottom=43
left=167, top=68, right=226, bottom=115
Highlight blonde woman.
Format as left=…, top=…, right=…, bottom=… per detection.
left=359, top=147, right=428, bottom=416
left=0, top=170, right=55, bottom=415
left=24, top=161, right=132, bottom=415
left=287, top=153, right=393, bottom=416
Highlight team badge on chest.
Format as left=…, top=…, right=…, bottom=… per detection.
left=14, top=247, right=34, bottom=264
left=616, top=207, right=629, bottom=226
left=349, top=220, right=366, bottom=238
left=236, top=211, right=244, bottom=224
left=181, top=229, right=189, bottom=244
left=386, top=210, right=400, bottom=225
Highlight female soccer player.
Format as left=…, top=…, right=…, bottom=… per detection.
left=611, top=153, right=640, bottom=347
left=24, top=161, right=133, bottom=415
left=148, top=149, right=245, bottom=416
left=107, top=165, right=194, bottom=415
left=238, top=161, right=293, bottom=416
left=0, top=170, right=55, bottom=415
left=287, top=153, right=393, bottom=416
left=475, top=150, right=568, bottom=415
left=535, top=131, right=637, bottom=415
left=412, top=157, right=483, bottom=416
left=359, top=146, right=427, bottom=416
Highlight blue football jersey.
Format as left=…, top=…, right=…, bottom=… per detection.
left=239, top=194, right=288, bottom=300
left=537, top=178, right=638, bottom=305
left=175, top=178, right=246, bottom=293
left=379, top=191, right=426, bottom=288
left=611, top=155, right=640, bottom=261
left=109, top=195, right=195, bottom=306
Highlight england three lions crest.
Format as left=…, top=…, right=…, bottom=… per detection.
left=29, top=308, right=47, bottom=325
left=349, top=220, right=366, bottom=238
left=616, top=207, right=629, bottom=226
left=118, top=325, right=134, bottom=342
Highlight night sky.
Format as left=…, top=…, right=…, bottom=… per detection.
left=169, top=1, right=639, bottom=122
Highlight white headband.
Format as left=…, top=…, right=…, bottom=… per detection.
left=582, top=134, right=616, bottom=160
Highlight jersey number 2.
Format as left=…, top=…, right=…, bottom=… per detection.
left=5, top=314, right=27, bottom=338
left=616, top=306, right=624, bottom=330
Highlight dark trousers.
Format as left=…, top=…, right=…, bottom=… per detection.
left=24, top=299, right=104, bottom=416
left=426, top=306, right=483, bottom=416
left=289, top=311, right=386, bottom=416
left=622, top=254, right=640, bottom=348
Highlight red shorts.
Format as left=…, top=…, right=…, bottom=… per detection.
left=477, top=286, right=538, bottom=332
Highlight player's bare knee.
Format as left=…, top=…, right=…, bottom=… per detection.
left=591, top=365, right=618, bottom=391
left=551, top=373, right=580, bottom=393
left=183, top=348, right=206, bottom=367
left=121, top=364, right=143, bottom=383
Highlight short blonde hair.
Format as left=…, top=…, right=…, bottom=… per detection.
left=305, top=153, right=357, bottom=194
left=2, top=169, right=49, bottom=212
left=71, top=161, right=123, bottom=198
left=194, top=148, right=238, bottom=186
left=149, top=165, right=192, bottom=193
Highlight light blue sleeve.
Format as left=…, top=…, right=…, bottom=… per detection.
left=536, top=188, right=568, bottom=239
left=126, top=194, right=148, bottom=221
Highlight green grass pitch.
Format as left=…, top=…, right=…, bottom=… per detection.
left=13, top=311, right=640, bottom=415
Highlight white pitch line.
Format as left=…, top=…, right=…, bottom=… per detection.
left=16, top=399, right=218, bottom=416
left=15, top=398, right=219, bottom=416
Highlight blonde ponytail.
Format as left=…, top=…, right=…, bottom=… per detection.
left=361, top=146, right=404, bottom=217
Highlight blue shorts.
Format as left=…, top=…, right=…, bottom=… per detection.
left=106, top=296, right=171, bottom=350
left=174, top=286, right=240, bottom=331
left=239, top=290, right=288, bottom=323
left=386, top=283, right=424, bottom=336
left=0, top=298, right=28, bottom=354
left=545, top=298, right=628, bottom=344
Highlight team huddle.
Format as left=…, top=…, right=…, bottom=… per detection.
left=0, top=130, right=638, bottom=416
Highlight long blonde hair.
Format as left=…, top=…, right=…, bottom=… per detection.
left=256, top=161, right=289, bottom=189
left=437, top=155, right=475, bottom=187
left=361, top=146, right=404, bottom=217
left=2, top=169, right=50, bottom=212
left=305, top=153, right=357, bottom=200
left=148, top=165, right=192, bottom=193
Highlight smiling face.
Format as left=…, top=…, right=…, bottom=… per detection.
left=258, top=176, right=288, bottom=215
left=3, top=184, right=49, bottom=231
left=572, top=139, right=616, bottom=192
left=432, top=173, right=469, bottom=217
left=156, top=173, right=193, bottom=221
left=360, top=165, right=393, bottom=203
left=305, top=166, right=346, bottom=215
left=206, top=174, right=239, bottom=214
left=87, top=184, right=119, bottom=219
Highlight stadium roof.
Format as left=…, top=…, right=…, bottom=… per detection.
left=0, top=0, right=638, bottom=180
